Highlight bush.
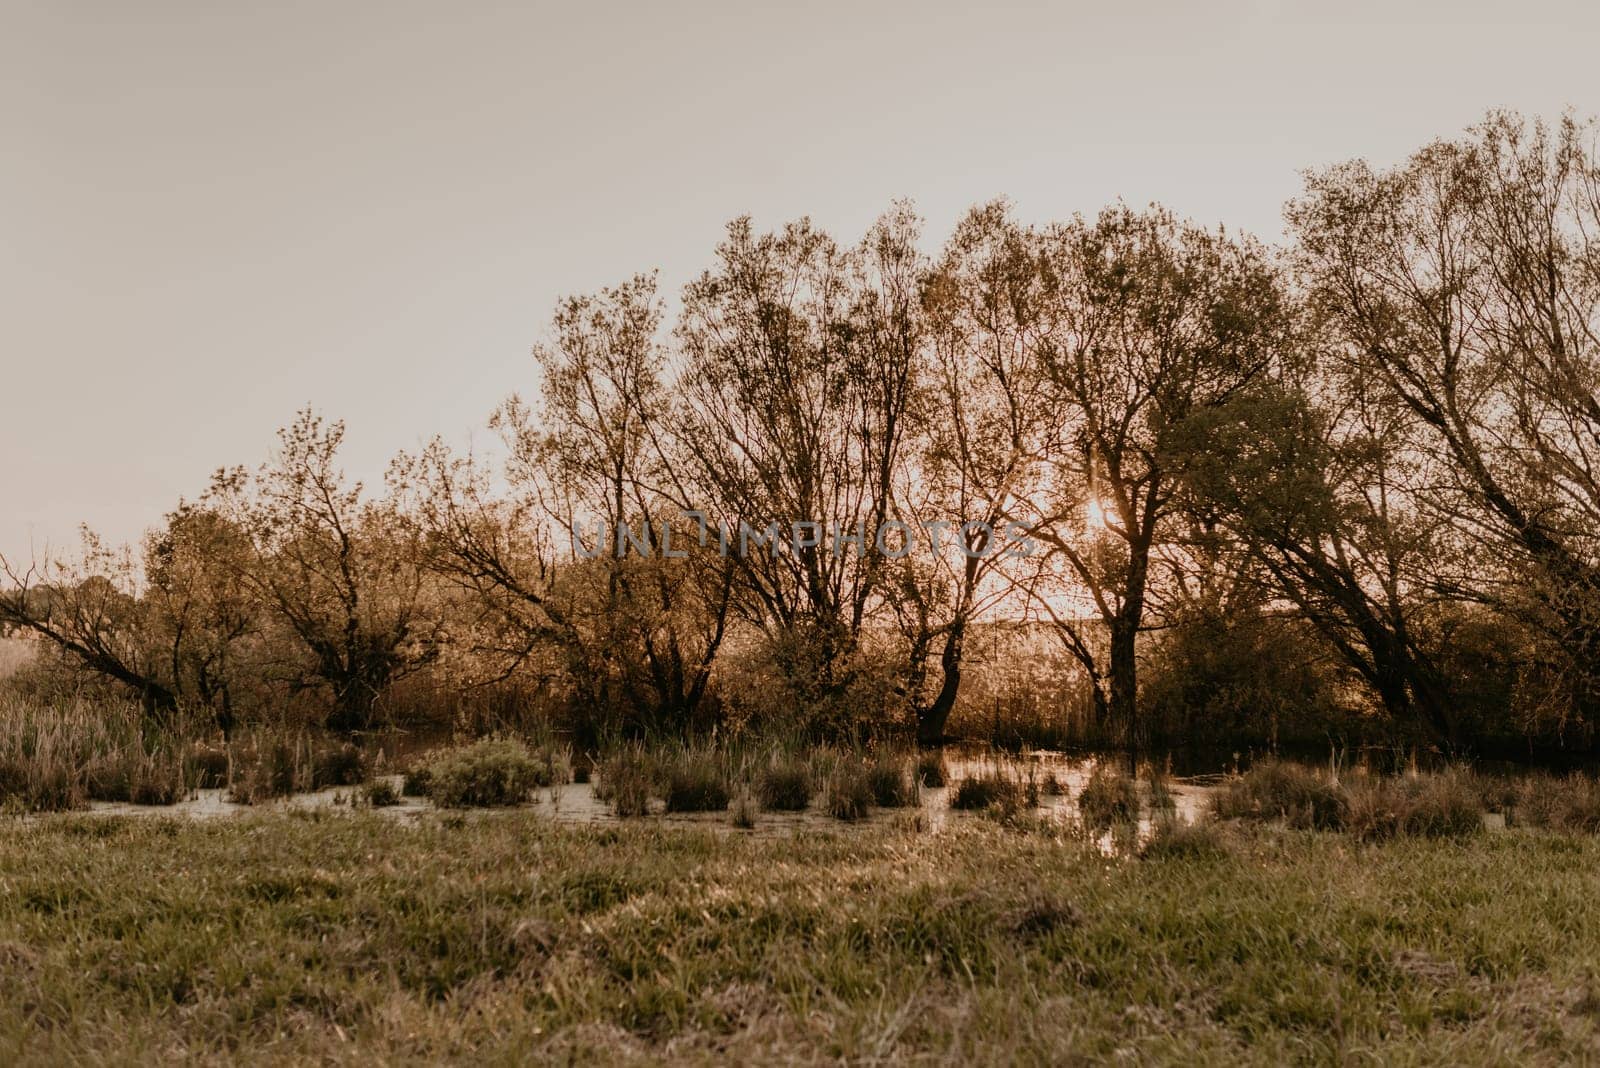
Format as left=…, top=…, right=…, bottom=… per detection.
left=310, top=742, right=370, bottom=790
left=660, top=749, right=729, bottom=813
left=950, top=773, right=1022, bottom=813
left=364, top=778, right=400, bottom=807
left=825, top=759, right=872, bottom=821
left=1211, top=761, right=1347, bottom=830
left=866, top=755, right=917, bottom=808
left=402, top=765, right=432, bottom=798
left=424, top=738, right=546, bottom=807
left=1078, top=766, right=1139, bottom=829
left=755, top=756, right=812, bottom=811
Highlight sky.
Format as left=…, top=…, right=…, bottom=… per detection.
left=3, top=0, right=1597, bottom=569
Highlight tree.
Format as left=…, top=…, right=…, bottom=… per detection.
left=207, top=410, right=439, bottom=732
left=1183, top=374, right=1465, bottom=748
left=1291, top=111, right=1600, bottom=725
left=0, top=531, right=179, bottom=716
left=901, top=201, right=1058, bottom=743
left=406, top=275, right=733, bottom=738
left=671, top=208, right=921, bottom=731
left=141, top=503, right=260, bottom=734
left=1014, top=205, right=1288, bottom=756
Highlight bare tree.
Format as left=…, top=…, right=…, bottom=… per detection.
left=0, top=531, right=179, bottom=716
left=207, top=410, right=439, bottom=732
left=671, top=208, right=921, bottom=729
left=996, top=205, right=1289, bottom=755
left=1291, top=111, right=1600, bottom=721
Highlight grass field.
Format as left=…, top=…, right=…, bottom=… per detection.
left=3, top=812, right=1600, bottom=1064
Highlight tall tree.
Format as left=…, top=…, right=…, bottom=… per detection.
left=1291, top=112, right=1600, bottom=721
left=671, top=208, right=921, bottom=730
left=1019, top=205, right=1288, bottom=754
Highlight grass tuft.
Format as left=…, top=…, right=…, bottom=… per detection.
left=950, top=773, right=1022, bottom=813
left=1212, top=760, right=1348, bottom=830
left=660, top=748, right=730, bottom=813
left=1078, top=765, right=1139, bottom=829
left=865, top=754, right=918, bottom=808
left=825, top=758, right=872, bottom=821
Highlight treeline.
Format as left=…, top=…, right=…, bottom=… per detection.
left=6, top=111, right=1600, bottom=759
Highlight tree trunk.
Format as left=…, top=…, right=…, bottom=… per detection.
left=916, top=620, right=965, bottom=745
left=1109, top=615, right=1139, bottom=771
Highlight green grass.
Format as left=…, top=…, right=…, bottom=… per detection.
left=3, top=813, right=1600, bottom=1062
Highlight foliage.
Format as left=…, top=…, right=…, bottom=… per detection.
left=420, top=737, right=549, bottom=808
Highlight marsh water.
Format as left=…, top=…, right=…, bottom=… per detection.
left=78, top=748, right=1220, bottom=845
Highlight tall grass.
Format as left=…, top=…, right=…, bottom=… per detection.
left=1211, top=761, right=1348, bottom=830
left=0, top=694, right=205, bottom=812
left=754, top=752, right=813, bottom=811
left=659, top=745, right=731, bottom=812
left=595, top=744, right=653, bottom=817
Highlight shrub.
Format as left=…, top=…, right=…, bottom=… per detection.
left=364, top=778, right=400, bottom=807
left=866, top=755, right=917, bottom=808
left=424, top=737, right=546, bottom=807
left=402, top=765, right=432, bottom=798
left=1211, top=761, right=1347, bottom=830
left=660, top=749, right=729, bottom=813
left=825, top=759, right=872, bottom=821
left=1079, top=766, right=1139, bottom=829
left=310, top=742, right=370, bottom=790
left=755, top=756, right=812, bottom=811
left=950, top=773, right=1022, bottom=812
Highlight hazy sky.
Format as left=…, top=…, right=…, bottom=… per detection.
left=3, top=0, right=1596, bottom=568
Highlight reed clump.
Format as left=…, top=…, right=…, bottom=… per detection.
left=1078, top=765, right=1139, bottom=829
